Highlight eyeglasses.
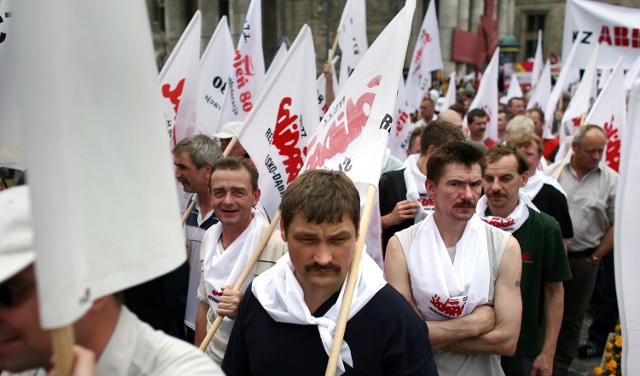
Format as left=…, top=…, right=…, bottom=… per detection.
left=0, top=280, right=34, bottom=309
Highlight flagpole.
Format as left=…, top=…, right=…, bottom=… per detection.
left=324, top=184, right=377, bottom=376
left=554, top=112, right=587, bottom=180
left=181, top=138, right=237, bottom=225
left=198, top=210, right=281, bottom=351
left=51, top=326, right=75, bottom=376
left=329, top=31, right=340, bottom=61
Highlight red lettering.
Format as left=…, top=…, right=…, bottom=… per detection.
left=599, top=26, right=612, bottom=45
left=424, top=32, right=431, bottom=43
left=161, top=78, right=185, bottom=115
left=633, top=28, right=640, bottom=48
left=604, top=116, right=621, bottom=172
left=429, top=294, right=466, bottom=317
left=614, top=26, right=629, bottom=47
left=272, top=97, right=304, bottom=183
left=395, top=110, right=409, bottom=134
left=305, top=75, right=382, bottom=170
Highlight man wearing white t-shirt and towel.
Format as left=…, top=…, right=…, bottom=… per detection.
left=194, top=157, right=286, bottom=364
left=385, top=142, right=523, bottom=376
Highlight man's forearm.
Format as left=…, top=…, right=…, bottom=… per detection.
left=540, top=282, right=564, bottom=355
left=443, top=320, right=519, bottom=356
left=593, top=225, right=614, bottom=259
left=426, top=305, right=495, bottom=348
left=194, top=301, right=209, bottom=347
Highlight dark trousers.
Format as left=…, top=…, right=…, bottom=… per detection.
left=553, top=256, right=599, bottom=376
left=501, top=355, right=534, bottom=376
left=587, top=252, right=619, bottom=348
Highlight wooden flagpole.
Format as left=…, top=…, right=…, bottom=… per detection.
left=51, top=326, right=75, bottom=376
left=329, top=31, right=340, bottom=62
left=181, top=138, right=238, bottom=225
left=554, top=113, right=587, bottom=181
left=199, top=210, right=281, bottom=351
left=324, top=184, right=377, bottom=376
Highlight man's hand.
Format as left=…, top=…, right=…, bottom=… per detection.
left=530, top=349, right=554, bottom=376
left=381, top=200, right=421, bottom=229
left=216, top=285, right=243, bottom=319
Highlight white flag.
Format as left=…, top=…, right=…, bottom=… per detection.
left=404, top=0, right=443, bottom=112
left=586, top=58, right=625, bottom=172
left=316, top=56, right=340, bottom=117
left=265, top=41, right=287, bottom=85
left=442, top=72, right=457, bottom=111
left=559, top=43, right=599, bottom=140
left=237, top=25, right=318, bottom=219
left=337, top=0, right=368, bottom=91
left=544, top=35, right=580, bottom=139
left=197, top=16, right=234, bottom=136
left=615, top=77, right=640, bottom=376
left=0, top=0, right=23, bottom=169
left=12, top=0, right=185, bottom=328
left=505, top=74, right=524, bottom=102
left=159, top=11, right=201, bottom=146
left=624, top=53, right=640, bottom=92
left=527, top=59, right=551, bottom=111
left=465, top=48, right=500, bottom=141
left=531, top=30, right=544, bottom=88
left=219, top=0, right=266, bottom=125
left=304, top=0, right=415, bottom=186
left=389, top=72, right=412, bottom=160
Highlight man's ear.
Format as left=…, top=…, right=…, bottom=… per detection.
left=280, top=219, right=287, bottom=241
left=521, top=171, right=529, bottom=187
left=426, top=179, right=436, bottom=197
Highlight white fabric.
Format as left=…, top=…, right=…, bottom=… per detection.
left=218, top=0, right=265, bottom=125
left=158, top=11, right=201, bottom=146
left=402, top=154, right=428, bottom=223
left=408, top=214, right=490, bottom=320
left=12, top=1, right=186, bottom=328
left=236, top=25, right=318, bottom=219
left=476, top=192, right=538, bottom=233
left=563, top=0, right=640, bottom=71
left=531, top=30, right=544, bottom=88
left=265, top=41, right=288, bottom=85
left=197, top=16, right=234, bottom=136
left=505, top=74, right=523, bottom=102
left=464, top=48, right=500, bottom=140
left=337, top=0, right=368, bottom=92
left=389, top=72, right=413, bottom=160
left=615, top=77, right=640, bottom=376
left=203, top=213, right=266, bottom=334
left=404, top=0, right=443, bottom=111
left=586, top=58, right=626, bottom=172
left=527, top=59, right=551, bottom=110
left=522, top=169, right=567, bottom=200
left=544, top=35, right=580, bottom=139
left=252, top=252, right=386, bottom=376
left=624, top=53, right=640, bottom=91
left=302, top=0, right=416, bottom=188
left=442, top=72, right=457, bottom=111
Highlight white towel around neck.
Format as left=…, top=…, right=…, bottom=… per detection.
left=252, top=251, right=386, bottom=375
left=476, top=191, right=539, bottom=233
left=403, top=154, right=428, bottom=223
left=407, top=214, right=491, bottom=321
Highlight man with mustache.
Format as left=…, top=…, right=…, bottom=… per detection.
left=222, top=170, right=438, bottom=375
left=195, top=157, right=286, bottom=364
left=385, top=142, right=522, bottom=376
left=478, top=145, right=571, bottom=376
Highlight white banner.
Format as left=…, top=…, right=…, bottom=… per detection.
left=337, top=0, right=368, bottom=92
left=465, top=48, right=500, bottom=141
left=265, top=41, right=287, bottom=85
left=616, top=76, right=640, bottom=376
left=237, top=25, right=318, bottom=219
left=442, top=72, right=457, bottom=111
left=505, top=74, right=523, bottom=102
left=586, top=58, right=625, bottom=172
left=197, top=16, right=234, bottom=137
left=303, top=0, right=416, bottom=188
left=159, top=11, right=201, bottom=146
left=527, top=59, right=551, bottom=111
left=531, top=30, right=544, bottom=88
left=404, top=0, right=443, bottom=112
left=13, top=0, right=186, bottom=328
left=544, top=35, right=580, bottom=139
left=389, top=72, right=412, bottom=160
left=559, top=43, right=599, bottom=141
left=624, top=53, right=640, bottom=91
left=219, top=0, right=266, bottom=125
left=563, top=0, right=640, bottom=70
left=0, top=0, right=23, bottom=168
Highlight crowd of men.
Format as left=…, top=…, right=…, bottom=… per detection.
left=0, top=79, right=618, bottom=375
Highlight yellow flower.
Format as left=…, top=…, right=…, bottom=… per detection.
left=607, top=359, right=618, bottom=370
left=593, top=367, right=603, bottom=376
left=604, top=352, right=612, bottom=360
left=615, top=324, right=621, bottom=333
left=610, top=334, right=615, bottom=341
left=606, top=343, right=614, bottom=351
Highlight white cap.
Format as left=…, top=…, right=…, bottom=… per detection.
left=435, top=97, right=447, bottom=113
left=429, top=89, right=440, bottom=101
left=0, top=186, right=36, bottom=283
left=213, top=121, right=243, bottom=139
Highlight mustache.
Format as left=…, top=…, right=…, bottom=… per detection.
left=488, top=191, right=507, bottom=198
left=305, top=263, right=341, bottom=274
left=453, top=200, right=476, bottom=208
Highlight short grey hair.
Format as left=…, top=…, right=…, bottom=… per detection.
left=506, top=115, right=534, bottom=134
left=573, top=124, right=607, bottom=147
left=173, top=134, right=222, bottom=168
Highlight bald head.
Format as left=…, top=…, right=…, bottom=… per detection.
left=438, top=109, right=463, bottom=127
